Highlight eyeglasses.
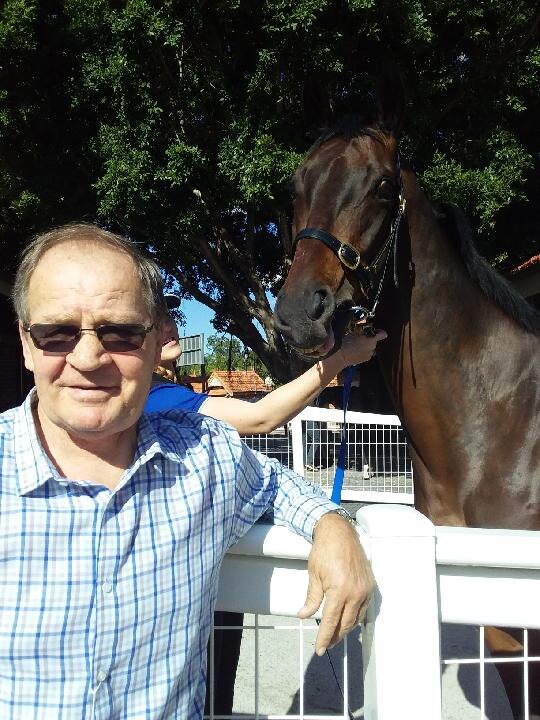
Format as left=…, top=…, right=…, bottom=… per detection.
left=23, top=323, right=155, bottom=353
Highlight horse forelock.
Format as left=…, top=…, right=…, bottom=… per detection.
left=305, top=117, right=392, bottom=161
left=440, top=203, right=540, bottom=336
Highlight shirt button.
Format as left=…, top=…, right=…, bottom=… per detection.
left=96, top=669, right=108, bottom=683
left=102, top=580, right=113, bottom=594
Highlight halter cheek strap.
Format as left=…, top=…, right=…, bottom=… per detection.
left=294, top=227, right=376, bottom=294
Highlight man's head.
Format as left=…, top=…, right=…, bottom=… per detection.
left=14, top=223, right=167, bottom=442
left=13, top=224, right=168, bottom=326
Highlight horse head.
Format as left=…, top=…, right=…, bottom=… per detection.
left=274, top=76, right=406, bottom=357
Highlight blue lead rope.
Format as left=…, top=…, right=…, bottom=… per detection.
left=330, top=365, right=356, bottom=504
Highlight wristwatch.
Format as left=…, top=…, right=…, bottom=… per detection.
left=314, top=507, right=357, bottom=537
left=328, top=506, right=358, bottom=526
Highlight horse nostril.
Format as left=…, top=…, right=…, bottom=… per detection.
left=307, top=289, right=331, bottom=321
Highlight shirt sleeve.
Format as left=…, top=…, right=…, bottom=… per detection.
left=229, top=434, right=339, bottom=547
left=145, top=383, right=209, bottom=413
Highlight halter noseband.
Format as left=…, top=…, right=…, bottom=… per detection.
left=292, top=155, right=406, bottom=331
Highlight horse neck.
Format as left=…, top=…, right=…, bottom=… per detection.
left=378, top=170, right=489, bottom=368
left=373, top=172, right=540, bottom=528
left=375, top=171, right=529, bottom=459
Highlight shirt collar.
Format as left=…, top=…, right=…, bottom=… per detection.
left=14, top=390, right=181, bottom=496
left=14, top=389, right=59, bottom=495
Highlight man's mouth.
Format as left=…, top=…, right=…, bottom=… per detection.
left=162, top=338, right=177, bottom=347
left=64, top=385, right=118, bottom=398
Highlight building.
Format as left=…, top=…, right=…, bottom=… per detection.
left=206, top=370, right=269, bottom=400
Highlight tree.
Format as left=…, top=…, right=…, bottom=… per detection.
left=203, top=334, right=267, bottom=376
left=1, top=1, right=538, bottom=380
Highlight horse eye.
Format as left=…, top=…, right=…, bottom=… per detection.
left=375, top=178, right=394, bottom=201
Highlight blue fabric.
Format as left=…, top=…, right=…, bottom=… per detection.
left=331, top=365, right=355, bottom=504
left=0, top=390, right=338, bottom=719
left=146, top=381, right=207, bottom=413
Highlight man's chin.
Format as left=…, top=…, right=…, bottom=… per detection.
left=37, top=400, right=141, bottom=443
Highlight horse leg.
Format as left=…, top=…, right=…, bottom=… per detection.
left=486, top=627, right=540, bottom=720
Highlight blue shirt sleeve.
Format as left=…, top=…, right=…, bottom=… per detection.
left=145, top=383, right=208, bottom=413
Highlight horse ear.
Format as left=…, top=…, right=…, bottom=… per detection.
left=302, top=78, right=334, bottom=138
left=375, top=66, right=406, bottom=136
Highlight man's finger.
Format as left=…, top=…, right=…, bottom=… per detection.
left=314, top=597, right=343, bottom=656
left=317, top=597, right=364, bottom=655
left=297, top=576, right=324, bottom=620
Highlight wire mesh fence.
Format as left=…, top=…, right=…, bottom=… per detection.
left=243, top=407, right=414, bottom=503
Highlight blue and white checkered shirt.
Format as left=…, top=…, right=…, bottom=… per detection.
left=0, top=391, right=337, bottom=719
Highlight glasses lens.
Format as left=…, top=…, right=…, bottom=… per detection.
left=98, top=324, right=148, bottom=352
left=29, top=324, right=79, bottom=352
left=26, top=323, right=150, bottom=353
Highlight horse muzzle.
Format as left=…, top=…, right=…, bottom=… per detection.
left=274, top=284, right=359, bottom=358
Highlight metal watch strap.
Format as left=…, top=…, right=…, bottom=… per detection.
left=327, top=507, right=358, bottom=526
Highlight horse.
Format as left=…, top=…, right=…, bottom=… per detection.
left=273, top=90, right=540, bottom=718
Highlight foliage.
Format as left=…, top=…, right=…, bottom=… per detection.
left=204, top=334, right=267, bottom=376
left=1, top=0, right=538, bottom=379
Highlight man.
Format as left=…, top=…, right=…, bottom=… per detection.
left=1, top=223, right=373, bottom=719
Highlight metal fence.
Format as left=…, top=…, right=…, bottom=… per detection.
left=243, top=406, right=414, bottom=504
left=208, top=506, right=540, bottom=720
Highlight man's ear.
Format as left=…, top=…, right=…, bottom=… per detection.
left=19, top=323, right=35, bottom=372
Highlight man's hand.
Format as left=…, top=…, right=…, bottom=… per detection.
left=298, top=512, right=374, bottom=656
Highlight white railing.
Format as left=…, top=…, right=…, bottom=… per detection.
left=243, top=406, right=414, bottom=505
left=212, top=505, right=540, bottom=719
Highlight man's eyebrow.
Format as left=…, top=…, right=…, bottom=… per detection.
left=28, top=315, right=149, bottom=325
left=29, top=316, right=78, bottom=324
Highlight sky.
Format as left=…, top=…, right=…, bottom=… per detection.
left=178, top=297, right=216, bottom=342
left=177, top=292, right=275, bottom=348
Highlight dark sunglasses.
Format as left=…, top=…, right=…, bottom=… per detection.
left=23, top=323, right=155, bottom=353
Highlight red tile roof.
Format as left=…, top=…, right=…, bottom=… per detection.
left=177, top=375, right=205, bottom=394
left=207, top=370, right=268, bottom=396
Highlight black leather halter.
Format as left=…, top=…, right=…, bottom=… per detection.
left=292, top=157, right=406, bottom=330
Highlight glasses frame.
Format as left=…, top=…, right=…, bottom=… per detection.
left=23, top=323, right=155, bottom=353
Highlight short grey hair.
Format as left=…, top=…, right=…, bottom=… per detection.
left=12, top=223, right=168, bottom=325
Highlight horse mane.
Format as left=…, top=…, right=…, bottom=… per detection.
left=439, top=203, right=540, bottom=336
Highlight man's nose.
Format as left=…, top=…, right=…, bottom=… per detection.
left=66, top=331, right=111, bottom=371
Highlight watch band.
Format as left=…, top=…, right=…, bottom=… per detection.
left=328, top=507, right=358, bottom=526
left=313, top=508, right=358, bottom=538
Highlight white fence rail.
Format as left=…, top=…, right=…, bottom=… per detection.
left=244, top=406, right=414, bottom=504
left=213, top=505, right=540, bottom=719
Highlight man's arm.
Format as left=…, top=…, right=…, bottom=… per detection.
left=298, top=511, right=374, bottom=655
left=200, top=330, right=386, bottom=434
left=230, top=439, right=374, bottom=653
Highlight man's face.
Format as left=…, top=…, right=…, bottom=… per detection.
left=19, top=241, right=161, bottom=442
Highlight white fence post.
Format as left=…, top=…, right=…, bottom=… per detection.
left=357, top=504, right=442, bottom=720
left=289, top=414, right=305, bottom=476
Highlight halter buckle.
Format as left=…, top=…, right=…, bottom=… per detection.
left=337, top=243, right=361, bottom=270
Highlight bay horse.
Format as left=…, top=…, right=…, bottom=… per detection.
left=274, top=96, right=540, bottom=718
